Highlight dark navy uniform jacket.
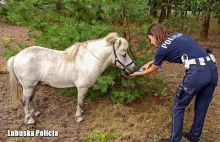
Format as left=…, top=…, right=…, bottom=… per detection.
left=153, top=32, right=218, bottom=95
left=153, top=32, right=218, bottom=142
left=153, top=32, right=207, bottom=66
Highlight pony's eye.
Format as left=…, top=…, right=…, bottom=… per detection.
left=122, top=53, right=127, bottom=57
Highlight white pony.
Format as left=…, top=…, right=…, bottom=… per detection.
left=7, top=33, right=136, bottom=124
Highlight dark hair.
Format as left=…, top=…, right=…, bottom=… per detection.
left=147, top=24, right=172, bottom=46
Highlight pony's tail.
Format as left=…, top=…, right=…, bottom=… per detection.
left=7, top=57, right=22, bottom=106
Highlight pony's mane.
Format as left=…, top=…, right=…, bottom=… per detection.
left=64, top=42, right=86, bottom=63
left=64, top=32, right=118, bottom=63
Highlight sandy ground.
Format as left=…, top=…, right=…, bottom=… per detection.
left=0, top=20, right=220, bottom=142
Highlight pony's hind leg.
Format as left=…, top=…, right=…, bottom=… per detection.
left=29, top=101, right=41, bottom=117
left=75, top=87, right=88, bottom=123
left=22, top=86, right=36, bottom=125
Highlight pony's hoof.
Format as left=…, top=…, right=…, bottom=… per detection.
left=27, top=117, right=35, bottom=125
left=76, top=116, right=84, bottom=123
left=35, top=111, right=41, bottom=117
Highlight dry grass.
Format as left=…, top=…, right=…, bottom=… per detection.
left=1, top=18, right=220, bottom=142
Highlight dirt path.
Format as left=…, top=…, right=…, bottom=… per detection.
left=0, top=20, right=220, bottom=142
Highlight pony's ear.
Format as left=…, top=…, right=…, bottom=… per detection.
left=108, top=38, right=117, bottom=45
left=105, top=32, right=118, bottom=45
left=114, top=39, right=121, bottom=48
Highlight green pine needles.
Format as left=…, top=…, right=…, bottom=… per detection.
left=2, top=0, right=170, bottom=104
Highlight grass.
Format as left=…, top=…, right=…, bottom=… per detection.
left=84, top=130, right=120, bottom=142
left=82, top=98, right=172, bottom=141
left=81, top=17, right=220, bottom=142
left=1, top=17, right=220, bottom=142
left=3, top=46, right=20, bottom=60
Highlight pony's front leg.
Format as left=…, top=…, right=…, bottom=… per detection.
left=75, top=87, right=88, bottom=123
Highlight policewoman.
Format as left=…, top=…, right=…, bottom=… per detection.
left=130, top=24, right=218, bottom=142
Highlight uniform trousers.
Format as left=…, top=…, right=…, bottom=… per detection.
left=170, top=61, right=218, bottom=142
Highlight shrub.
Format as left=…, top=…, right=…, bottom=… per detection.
left=2, top=0, right=170, bottom=104
left=163, top=15, right=200, bottom=35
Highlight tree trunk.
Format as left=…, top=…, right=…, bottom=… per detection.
left=159, top=3, right=166, bottom=23
left=200, top=0, right=213, bottom=39
left=184, top=10, right=187, bottom=17
left=150, top=1, right=158, bottom=18
left=56, top=0, right=63, bottom=14
left=174, top=5, right=178, bottom=16
left=197, top=10, right=201, bottom=20
left=218, top=17, right=220, bottom=25
left=96, top=5, right=103, bottom=21
left=181, top=10, right=184, bottom=17
left=200, top=14, right=210, bottom=39
left=167, top=6, right=171, bottom=18
left=192, top=9, right=196, bottom=16
left=218, top=17, right=220, bottom=34
left=167, top=0, right=172, bottom=18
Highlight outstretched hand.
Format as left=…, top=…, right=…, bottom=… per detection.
left=130, top=72, right=141, bottom=77
left=130, top=61, right=154, bottom=77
